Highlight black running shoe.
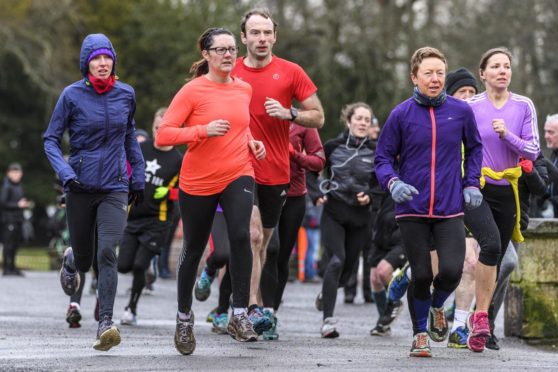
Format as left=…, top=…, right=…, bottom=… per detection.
left=486, top=333, right=500, bottom=350
left=378, top=300, right=404, bottom=326
left=60, top=247, right=80, bottom=296
left=93, top=315, right=121, bottom=351
left=370, top=323, right=391, bottom=336
left=66, top=304, right=82, bottom=328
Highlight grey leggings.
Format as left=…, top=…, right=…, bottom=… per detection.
left=490, top=241, right=518, bottom=331
left=66, top=191, right=128, bottom=319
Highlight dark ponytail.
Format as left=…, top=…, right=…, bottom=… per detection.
left=188, top=27, right=235, bottom=80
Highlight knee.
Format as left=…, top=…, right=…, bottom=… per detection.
left=98, top=246, right=117, bottom=267
left=117, top=260, right=132, bottom=274
left=412, top=270, right=434, bottom=291
left=250, top=225, right=263, bottom=249
left=478, top=238, right=501, bottom=266
left=376, top=260, right=394, bottom=286
left=327, top=254, right=344, bottom=275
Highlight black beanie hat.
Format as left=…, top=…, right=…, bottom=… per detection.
left=445, top=68, right=478, bottom=96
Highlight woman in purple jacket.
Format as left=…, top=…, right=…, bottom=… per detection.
left=375, top=47, right=482, bottom=358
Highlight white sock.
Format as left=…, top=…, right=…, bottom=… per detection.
left=177, top=310, right=192, bottom=321
left=451, top=309, right=469, bottom=332
left=70, top=302, right=80, bottom=310
left=233, top=307, right=247, bottom=316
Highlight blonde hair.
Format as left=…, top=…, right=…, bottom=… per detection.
left=410, top=47, right=447, bottom=77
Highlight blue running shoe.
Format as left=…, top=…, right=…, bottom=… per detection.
left=262, top=310, right=278, bottom=341
left=60, top=247, right=80, bottom=296
left=387, top=262, right=410, bottom=302
left=194, top=266, right=215, bottom=302
left=248, top=305, right=272, bottom=335
left=212, top=312, right=229, bottom=334
left=206, top=307, right=218, bottom=323
left=447, top=326, right=469, bottom=348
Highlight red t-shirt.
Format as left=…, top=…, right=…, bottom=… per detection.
left=232, top=56, right=317, bottom=185
left=156, top=76, right=254, bottom=195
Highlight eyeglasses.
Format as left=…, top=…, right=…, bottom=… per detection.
left=207, top=47, right=239, bottom=55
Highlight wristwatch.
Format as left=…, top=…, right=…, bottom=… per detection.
left=290, top=107, right=298, bottom=122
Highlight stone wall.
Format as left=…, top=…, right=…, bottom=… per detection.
left=505, top=218, right=558, bottom=342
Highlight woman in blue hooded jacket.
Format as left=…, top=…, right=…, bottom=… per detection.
left=375, top=47, right=482, bottom=358
left=44, top=33, right=144, bottom=352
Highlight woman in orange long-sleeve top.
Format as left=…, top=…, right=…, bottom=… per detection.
left=156, top=27, right=265, bottom=355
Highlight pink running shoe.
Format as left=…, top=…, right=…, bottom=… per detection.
left=467, top=311, right=490, bottom=352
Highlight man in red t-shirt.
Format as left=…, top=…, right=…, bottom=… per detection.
left=232, top=7, right=324, bottom=334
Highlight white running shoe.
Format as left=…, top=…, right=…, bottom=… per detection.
left=321, top=317, right=339, bottom=338
left=120, top=307, right=137, bottom=326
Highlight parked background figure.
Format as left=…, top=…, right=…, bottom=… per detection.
left=1, top=163, right=32, bottom=276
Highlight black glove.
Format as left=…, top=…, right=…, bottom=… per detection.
left=67, top=179, right=87, bottom=193
left=128, top=189, right=144, bottom=206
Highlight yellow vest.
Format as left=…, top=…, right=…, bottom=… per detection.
left=479, top=166, right=523, bottom=242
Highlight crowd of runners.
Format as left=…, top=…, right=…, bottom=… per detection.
left=40, top=6, right=555, bottom=358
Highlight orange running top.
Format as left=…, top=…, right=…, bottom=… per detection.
left=156, top=76, right=254, bottom=195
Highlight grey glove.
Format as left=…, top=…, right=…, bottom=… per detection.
left=390, top=181, right=419, bottom=203
left=463, top=187, right=483, bottom=209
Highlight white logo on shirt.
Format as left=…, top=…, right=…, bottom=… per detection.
left=273, top=74, right=280, bottom=80
left=145, top=159, right=161, bottom=174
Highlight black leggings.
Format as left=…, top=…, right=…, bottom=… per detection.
left=206, top=211, right=233, bottom=314
left=118, top=228, right=163, bottom=314
left=464, top=183, right=516, bottom=268
left=66, top=191, right=128, bottom=319
left=321, top=205, right=372, bottom=319
left=261, top=195, right=306, bottom=310
left=177, top=176, right=254, bottom=313
left=398, top=217, right=465, bottom=334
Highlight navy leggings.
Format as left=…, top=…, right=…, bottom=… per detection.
left=65, top=191, right=128, bottom=319
left=176, top=176, right=254, bottom=312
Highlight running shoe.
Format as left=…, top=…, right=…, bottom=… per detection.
left=93, top=315, right=121, bottom=351
left=120, top=307, right=137, bottom=326
left=378, top=300, right=404, bottom=326
left=227, top=312, right=258, bottom=342
left=194, top=266, right=215, bottom=302
left=315, top=292, right=323, bottom=311
left=387, top=262, right=410, bottom=302
left=344, top=293, right=355, bottom=304
left=428, top=306, right=449, bottom=342
left=410, top=332, right=432, bottom=357
left=206, top=307, right=218, bottom=323
left=211, top=312, right=229, bottom=334
left=248, top=305, right=272, bottom=335
left=66, top=304, right=82, bottom=328
left=59, top=247, right=80, bottom=296
left=321, top=317, right=339, bottom=338
left=174, top=312, right=195, bottom=355
left=467, top=311, right=490, bottom=352
left=486, top=333, right=500, bottom=350
left=447, top=326, right=469, bottom=348
left=369, top=323, right=391, bottom=336
left=262, top=310, right=278, bottom=341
